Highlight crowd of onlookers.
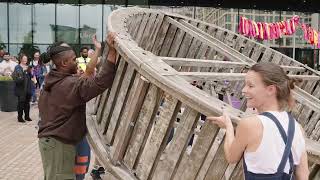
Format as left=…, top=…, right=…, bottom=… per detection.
left=0, top=48, right=53, bottom=122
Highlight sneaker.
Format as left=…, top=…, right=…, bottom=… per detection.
left=25, top=117, right=33, bottom=121
left=18, top=117, right=26, bottom=123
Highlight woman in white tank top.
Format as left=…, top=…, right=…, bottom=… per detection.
left=207, top=63, right=309, bottom=179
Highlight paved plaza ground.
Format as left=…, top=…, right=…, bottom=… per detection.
left=0, top=106, right=102, bottom=180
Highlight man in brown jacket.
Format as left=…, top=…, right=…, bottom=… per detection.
left=38, top=33, right=117, bottom=179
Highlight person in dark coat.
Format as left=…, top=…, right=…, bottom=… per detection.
left=12, top=54, right=34, bottom=123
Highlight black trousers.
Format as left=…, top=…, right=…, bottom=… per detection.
left=17, top=94, right=31, bottom=119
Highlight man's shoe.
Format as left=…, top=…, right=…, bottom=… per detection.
left=25, top=117, right=32, bottom=121
left=18, top=117, right=25, bottom=123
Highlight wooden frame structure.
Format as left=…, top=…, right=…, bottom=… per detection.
left=86, top=7, right=320, bottom=179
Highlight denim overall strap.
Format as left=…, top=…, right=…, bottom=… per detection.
left=260, top=112, right=295, bottom=174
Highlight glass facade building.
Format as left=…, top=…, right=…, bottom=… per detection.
left=0, top=2, right=114, bottom=57
left=1, top=2, right=319, bottom=68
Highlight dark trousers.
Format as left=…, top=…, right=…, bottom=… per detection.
left=17, top=94, right=31, bottom=119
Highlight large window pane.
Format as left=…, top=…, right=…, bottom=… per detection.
left=34, top=4, right=55, bottom=44
left=9, top=44, right=23, bottom=57
left=0, top=3, right=8, bottom=49
left=9, top=3, right=32, bottom=44
left=80, top=4, right=102, bottom=44
left=57, top=4, right=79, bottom=44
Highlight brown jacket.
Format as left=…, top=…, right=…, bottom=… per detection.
left=38, top=61, right=115, bottom=145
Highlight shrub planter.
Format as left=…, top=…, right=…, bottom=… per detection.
left=0, top=77, right=17, bottom=112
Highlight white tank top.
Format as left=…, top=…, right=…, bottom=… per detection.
left=244, top=111, right=305, bottom=174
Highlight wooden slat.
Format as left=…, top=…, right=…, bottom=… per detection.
left=241, top=41, right=255, bottom=57
left=196, top=129, right=226, bottom=180
left=151, top=16, right=171, bottom=55
left=132, top=14, right=144, bottom=40
left=86, top=116, right=137, bottom=180
left=159, top=23, right=178, bottom=57
left=167, top=20, right=186, bottom=57
left=152, top=107, right=199, bottom=180
left=176, top=20, right=196, bottom=59
left=96, top=90, right=109, bottom=124
left=172, top=122, right=220, bottom=180
left=259, top=49, right=273, bottom=63
left=139, top=13, right=157, bottom=49
left=250, top=45, right=264, bottom=62
left=99, top=59, right=127, bottom=134
left=162, top=56, right=304, bottom=72
left=306, top=138, right=320, bottom=164
left=306, top=112, right=320, bottom=137
left=204, top=136, right=229, bottom=180
left=93, top=94, right=102, bottom=115
left=110, top=74, right=150, bottom=163
left=177, top=72, right=320, bottom=82
left=162, top=57, right=247, bottom=68
left=146, top=13, right=164, bottom=52
left=105, top=65, right=136, bottom=145
left=229, top=160, right=244, bottom=180
left=185, top=23, right=206, bottom=59
left=135, top=95, right=181, bottom=180
left=123, top=85, right=163, bottom=169
left=135, top=13, right=151, bottom=45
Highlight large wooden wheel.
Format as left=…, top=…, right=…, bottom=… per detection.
left=86, top=7, right=320, bottom=179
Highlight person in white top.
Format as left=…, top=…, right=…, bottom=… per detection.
left=0, top=52, right=17, bottom=76
left=207, top=62, right=309, bottom=179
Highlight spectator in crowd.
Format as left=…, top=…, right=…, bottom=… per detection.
left=11, top=54, right=34, bottom=123
left=38, top=32, right=117, bottom=179
left=0, top=52, right=17, bottom=76
left=77, top=47, right=91, bottom=73
left=0, top=49, right=5, bottom=63
left=30, top=51, right=46, bottom=104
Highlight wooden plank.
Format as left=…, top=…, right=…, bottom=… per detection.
left=250, top=45, right=264, bottom=62
left=110, top=74, right=150, bottom=163
left=241, top=41, right=255, bottom=57
left=176, top=20, right=196, bottom=58
left=93, top=94, right=102, bottom=115
left=229, top=160, right=244, bottom=180
left=162, top=56, right=304, bottom=72
left=162, top=57, right=247, bottom=68
left=86, top=115, right=137, bottom=180
left=132, top=14, right=144, bottom=40
left=105, top=65, right=136, bottom=145
left=233, top=36, right=246, bottom=52
left=172, top=122, right=220, bottom=180
left=127, top=14, right=138, bottom=35
left=146, top=13, right=165, bottom=52
left=123, top=85, right=163, bottom=169
left=152, top=107, right=200, bottom=180
left=196, top=129, right=226, bottom=180
left=204, top=135, right=229, bottom=180
left=159, top=22, right=178, bottom=57
left=135, top=13, right=151, bottom=45
left=151, top=16, right=171, bottom=55
left=224, top=32, right=236, bottom=47
left=306, top=112, right=320, bottom=138
left=99, top=59, right=127, bottom=134
left=139, top=13, right=157, bottom=49
left=167, top=19, right=186, bottom=57
left=297, top=107, right=313, bottom=127
left=259, top=49, right=273, bottom=63
left=177, top=72, right=320, bottom=82
left=135, top=95, right=181, bottom=180
left=185, top=23, right=206, bottom=59
left=170, top=18, right=256, bottom=65
left=96, top=90, right=109, bottom=124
